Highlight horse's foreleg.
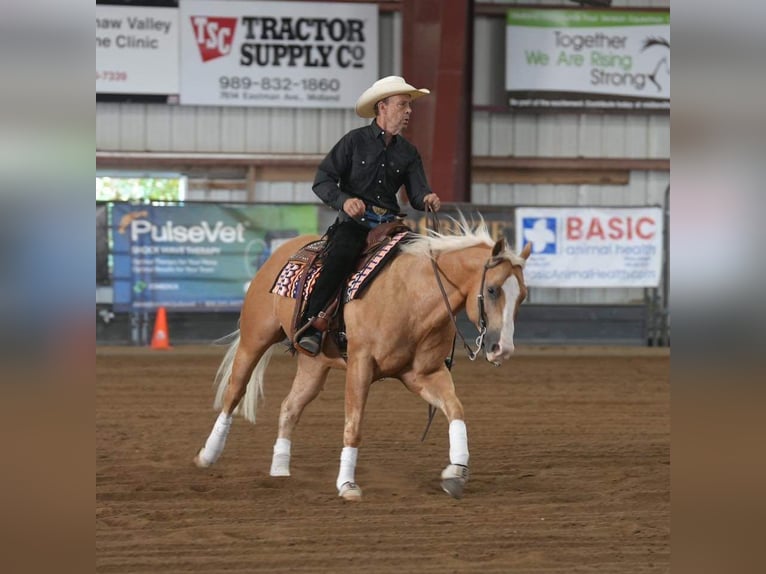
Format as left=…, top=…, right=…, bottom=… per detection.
left=403, top=368, right=470, bottom=498
left=269, top=355, right=329, bottom=477
left=335, top=356, right=374, bottom=501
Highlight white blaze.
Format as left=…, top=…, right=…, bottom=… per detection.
left=500, top=275, right=521, bottom=354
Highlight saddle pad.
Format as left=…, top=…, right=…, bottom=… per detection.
left=270, top=240, right=324, bottom=300
left=270, top=231, right=410, bottom=303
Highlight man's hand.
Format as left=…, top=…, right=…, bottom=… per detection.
left=423, top=193, right=441, bottom=212
left=343, top=198, right=365, bottom=218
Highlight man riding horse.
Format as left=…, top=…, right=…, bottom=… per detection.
left=296, top=76, right=442, bottom=355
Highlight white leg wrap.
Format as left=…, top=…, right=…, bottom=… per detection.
left=198, top=412, right=232, bottom=466
left=336, top=446, right=358, bottom=492
left=448, top=419, right=469, bottom=466
left=269, top=438, right=292, bottom=477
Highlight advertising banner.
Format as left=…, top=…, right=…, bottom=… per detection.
left=111, top=204, right=318, bottom=312
left=506, top=9, right=669, bottom=110
left=96, top=4, right=179, bottom=94
left=516, top=207, right=664, bottom=287
left=179, top=0, right=378, bottom=108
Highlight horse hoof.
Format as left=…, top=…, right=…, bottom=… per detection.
left=440, top=464, right=469, bottom=499
left=338, top=481, right=362, bottom=501
left=193, top=448, right=212, bottom=468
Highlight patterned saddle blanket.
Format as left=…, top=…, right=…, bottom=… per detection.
left=270, top=230, right=410, bottom=304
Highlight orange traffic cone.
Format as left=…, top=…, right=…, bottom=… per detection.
left=150, top=307, right=171, bottom=350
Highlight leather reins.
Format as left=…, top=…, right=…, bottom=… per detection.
left=426, top=208, right=496, bottom=362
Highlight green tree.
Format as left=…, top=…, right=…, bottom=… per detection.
left=96, top=177, right=180, bottom=201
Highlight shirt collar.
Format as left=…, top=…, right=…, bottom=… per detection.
left=369, top=120, right=396, bottom=145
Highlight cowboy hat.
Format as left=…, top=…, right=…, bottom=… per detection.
left=355, top=76, right=430, bottom=118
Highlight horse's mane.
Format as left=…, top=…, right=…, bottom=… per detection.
left=400, top=214, right=526, bottom=267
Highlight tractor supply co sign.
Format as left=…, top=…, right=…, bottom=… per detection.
left=506, top=9, right=669, bottom=110
left=179, top=0, right=378, bottom=108
left=516, top=207, right=664, bottom=288
left=96, top=4, right=179, bottom=94
left=111, top=204, right=318, bottom=312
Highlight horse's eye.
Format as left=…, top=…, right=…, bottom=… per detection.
left=487, top=286, right=497, bottom=297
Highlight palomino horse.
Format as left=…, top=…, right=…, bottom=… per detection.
left=194, top=218, right=531, bottom=500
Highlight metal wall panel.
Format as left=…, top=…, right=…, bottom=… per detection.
left=471, top=171, right=668, bottom=207
left=96, top=103, right=121, bottom=149
left=472, top=111, right=669, bottom=158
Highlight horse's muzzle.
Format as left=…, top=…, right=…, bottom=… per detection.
left=486, top=342, right=514, bottom=365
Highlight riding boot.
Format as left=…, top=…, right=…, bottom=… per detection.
left=295, top=323, right=323, bottom=356
left=294, top=302, right=336, bottom=356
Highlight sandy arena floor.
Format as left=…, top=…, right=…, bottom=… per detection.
left=97, top=345, right=669, bottom=573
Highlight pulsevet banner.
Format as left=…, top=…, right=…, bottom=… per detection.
left=96, top=4, right=179, bottom=94
left=179, top=0, right=378, bottom=108
left=506, top=9, right=669, bottom=108
left=111, top=204, right=318, bottom=312
left=516, top=207, right=664, bottom=288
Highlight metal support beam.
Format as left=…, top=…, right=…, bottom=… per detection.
left=403, top=0, right=473, bottom=203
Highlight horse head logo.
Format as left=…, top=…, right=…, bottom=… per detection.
left=117, top=210, right=149, bottom=234
left=641, top=36, right=670, bottom=93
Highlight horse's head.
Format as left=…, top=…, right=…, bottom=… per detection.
left=467, top=238, right=532, bottom=365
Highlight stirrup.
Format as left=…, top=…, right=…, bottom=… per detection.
left=293, top=320, right=323, bottom=357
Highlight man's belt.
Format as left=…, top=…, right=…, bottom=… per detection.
left=362, top=205, right=398, bottom=224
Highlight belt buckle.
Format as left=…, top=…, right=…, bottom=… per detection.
left=371, top=205, right=388, bottom=216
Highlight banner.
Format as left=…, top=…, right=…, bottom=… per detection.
left=516, top=207, right=664, bottom=287
left=111, top=204, right=318, bottom=312
left=506, top=9, right=669, bottom=109
left=96, top=4, right=179, bottom=94
left=179, top=0, right=378, bottom=108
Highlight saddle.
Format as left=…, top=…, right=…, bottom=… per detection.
left=270, top=221, right=412, bottom=357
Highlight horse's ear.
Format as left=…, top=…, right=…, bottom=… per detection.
left=521, top=242, right=532, bottom=260
left=491, top=237, right=506, bottom=257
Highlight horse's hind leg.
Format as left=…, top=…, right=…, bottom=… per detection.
left=194, top=324, right=282, bottom=468
left=269, top=354, right=330, bottom=477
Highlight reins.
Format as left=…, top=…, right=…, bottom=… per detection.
left=425, top=208, right=491, bottom=363
left=420, top=207, right=494, bottom=442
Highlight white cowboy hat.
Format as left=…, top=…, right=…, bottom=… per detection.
left=354, top=76, right=430, bottom=118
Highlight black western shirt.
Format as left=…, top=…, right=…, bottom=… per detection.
left=312, top=120, right=432, bottom=214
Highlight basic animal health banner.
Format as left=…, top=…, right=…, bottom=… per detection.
left=179, top=0, right=378, bottom=108
left=515, top=207, right=664, bottom=288
left=506, top=9, right=669, bottom=109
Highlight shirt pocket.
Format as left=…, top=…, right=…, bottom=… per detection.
left=350, top=150, right=379, bottom=182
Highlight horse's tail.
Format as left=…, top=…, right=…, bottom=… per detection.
left=212, top=330, right=276, bottom=424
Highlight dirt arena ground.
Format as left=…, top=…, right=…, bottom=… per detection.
left=97, top=345, right=669, bottom=573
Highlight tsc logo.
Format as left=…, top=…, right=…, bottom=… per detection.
left=190, top=16, right=237, bottom=62
left=522, top=217, right=556, bottom=254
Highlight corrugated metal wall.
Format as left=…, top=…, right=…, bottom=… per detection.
left=96, top=2, right=669, bottom=306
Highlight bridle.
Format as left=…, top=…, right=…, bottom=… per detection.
left=430, top=248, right=501, bottom=362
left=426, top=209, right=501, bottom=362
